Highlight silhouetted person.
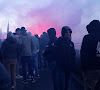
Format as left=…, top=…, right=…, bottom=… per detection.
left=20, top=27, right=26, bottom=35
left=35, top=34, right=39, bottom=40
left=20, top=28, right=35, bottom=84
left=43, top=28, right=57, bottom=90
left=35, top=34, right=42, bottom=69
left=1, top=32, right=19, bottom=88
left=40, top=32, right=49, bottom=70
left=81, top=20, right=100, bottom=90
left=27, top=32, right=40, bottom=78
left=13, top=28, right=22, bottom=77
left=54, top=26, right=76, bottom=90
left=15, top=28, right=21, bottom=35
left=13, top=28, right=21, bottom=43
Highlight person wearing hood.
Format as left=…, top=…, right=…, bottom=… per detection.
left=42, top=28, right=58, bottom=90
left=43, top=28, right=57, bottom=62
left=20, top=29, right=35, bottom=84
left=81, top=20, right=100, bottom=90
left=1, top=31, right=19, bottom=88
left=54, top=26, right=76, bottom=90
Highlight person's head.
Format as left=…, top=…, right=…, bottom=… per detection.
left=27, top=32, right=32, bottom=36
left=61, top=26, right=72, bottom=38
left=47, top=28, right=56, bottom=39
left=35, top=34, right=39, bottom=38
left=43, top=32, right=46, bottom=35
left=21, top=27, right=27, bottom=34
left=21, top=27, right=25, bottom=30
left=7, top=31, right=13, bottom=38
left=86, top=20, right=100, bottom=34
left=15, top=28, right=21, bottom=35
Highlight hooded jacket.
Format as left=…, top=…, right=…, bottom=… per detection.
left=1, top=37, right=18, bottom=59
left=43, top=28, right=57, bottom=62
left=55, top=37, right=76, bottom=71
left=81, top=33, right=100, bottom=70
left=54, top=26, right=76, bottom=71
left=20, top=32, right=34, bottom=56
left=81, top=20, right=100, bottom=70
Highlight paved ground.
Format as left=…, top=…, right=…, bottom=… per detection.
left=15, top=70, right=54, bottom=90
left=11, top=56, right=84, bottom=90
left=11, top=70, right=84, bottom=90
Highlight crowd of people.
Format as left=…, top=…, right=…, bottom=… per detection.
left=0, top=19, right=100, bottom=90
left=0, top=27, right=49, bottom=89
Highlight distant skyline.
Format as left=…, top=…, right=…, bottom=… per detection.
left=0, top=0, right=100, bottom=42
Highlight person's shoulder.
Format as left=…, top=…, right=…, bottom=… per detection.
left=81, top=34, right=92, bottom=44
left=57, top=36, right=62, bottom=41
left=70, top=40, right=74, bottom=44
left=84, top=34, right=89, bottom=37
left=54, top=37, right=62, bottom=45
left=13, top=34, right=19, bottom=38
left=32, top=36, right=36, bottom=39
left=2, top=39, right=7, bottom=44
left=83, top=34, right=90, bottom=40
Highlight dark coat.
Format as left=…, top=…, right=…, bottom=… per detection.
left=42, top=36, right=57, bottom=62
left=1, top=37, right=19, bottom=59
left=55, top=37, right=76, bottom=71
left=20, top=33, right=34, bottom=56
left=0, top=49, right=3, bottom=62
left=81, top=33, right=100, bottom=70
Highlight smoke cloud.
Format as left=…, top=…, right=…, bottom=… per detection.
left=0, top=0, right=100, bottom=42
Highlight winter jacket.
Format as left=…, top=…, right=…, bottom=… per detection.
left=13, top=34, right=22, bottom=45
left=20, top=33, right=34, bottom=56
left=1, top=37, right=18, bottom=59
left=55, top=37, right=76, bottom=71
left=81, top=33, right=100, bottom=70
left=43, top=36, right=57, bottom=62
